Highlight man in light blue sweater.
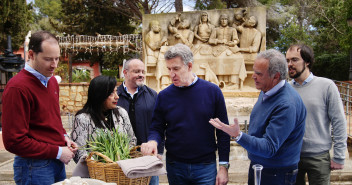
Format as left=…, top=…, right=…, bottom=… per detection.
left=286, top=44, right=347, bottom=185
left=210, top=49, right=306, bottom=185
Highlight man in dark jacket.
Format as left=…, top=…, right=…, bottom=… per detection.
left=117, top=58, right=162, bottom=185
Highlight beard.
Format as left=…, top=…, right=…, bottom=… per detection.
left=136, top=78, right=144, bottom=87
left=289, top=64, right=306, bottom=79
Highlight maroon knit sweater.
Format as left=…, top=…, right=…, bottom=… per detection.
left=2, top=69, right=66, bottom=159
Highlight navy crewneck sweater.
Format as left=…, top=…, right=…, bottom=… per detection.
left=148, top=79, right=230, bottom=163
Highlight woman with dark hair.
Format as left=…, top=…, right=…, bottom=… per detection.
left=71, top=75, right=136, bottom=163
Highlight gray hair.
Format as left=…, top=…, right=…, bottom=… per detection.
left=257, top=49, right=287, bottom=80
left=123, top=58, right=143, bottom=70
left=164, top=43, right=193, bottom=65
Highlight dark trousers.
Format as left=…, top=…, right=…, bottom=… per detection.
left=295, top=152, right=331, bottom=185
left=248, top=162, right=298, bottom=185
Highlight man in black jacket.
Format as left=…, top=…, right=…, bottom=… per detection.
left=117, top=58, right=162, bottom=185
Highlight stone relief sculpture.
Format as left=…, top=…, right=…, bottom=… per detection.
left=232, top=9, right=247, bottom=28
left=194, top=12, right=214, bottom=45
left=209, top=14, right=240, bottom=56
left=237, top=16, right=261, bottom=53
left=199, top=63, right=220, bottom=86
left=145, top=20, right=168, bottom=64
left=168, top=13, right=194, bottom=48
left=143, top=8, right=266, bottom=92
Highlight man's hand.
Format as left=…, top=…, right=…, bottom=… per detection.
left=141, top=141, right=158, bottom=156
left=331, top=160, right=344, bottom=170
left=209, top=118, right=240, bottom=138
left=59, top=147, right=75, bottom=164
left=216, top=166, right=229, bottom=185
left=65, top=136, right=78, bottom=153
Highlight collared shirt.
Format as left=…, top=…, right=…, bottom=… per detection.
left=292, top=72, right=314, bottom=86
left=24, top=63, right=62, bottom=159
left=123, top=82, right=140, bottom=99
left=24, top=63, right=51, bottom=87
left=177, top=74, right=198, bottom=88
left=262, top=80, right=285, bottom=101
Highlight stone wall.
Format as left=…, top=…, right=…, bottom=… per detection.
left=58, top=82, right=259, bottom=120
left=59, top=83, right=89, bottom=113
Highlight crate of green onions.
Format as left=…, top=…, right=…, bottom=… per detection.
left=85, top=128, right=150, bottom=185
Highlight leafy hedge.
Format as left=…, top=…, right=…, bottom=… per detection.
left=312, top=53, right=349, bottom=81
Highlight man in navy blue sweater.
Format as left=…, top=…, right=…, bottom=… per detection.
left=141, top=43, right=230, bottom=185
left=209, top=49, right=306, bottom=185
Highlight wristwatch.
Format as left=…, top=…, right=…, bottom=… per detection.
left=231, top=131, right=242, bottom=141
left=219, top=163, right=230, bottom=169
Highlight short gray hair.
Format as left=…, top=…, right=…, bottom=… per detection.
left=164, top=43, right=193, bottom=65
left=257, top=49, right=287, bottom=80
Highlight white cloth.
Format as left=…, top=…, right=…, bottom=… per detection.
left=116, top=156, right=167, bottom=178
left=72, top=155, right=90, bottom=178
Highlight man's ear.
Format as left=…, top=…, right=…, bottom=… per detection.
left=274, top=72, right=281, bottom=81
left=28, top=50, right=34, bottom=60
left=187, top=62, right=193, bottom=71
left=123, top=69, right=128, bottom=76
left=305, top=62, right=310, bottom=68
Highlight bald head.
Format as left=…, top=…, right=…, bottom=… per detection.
left=123, top=58, right=145, bottom=88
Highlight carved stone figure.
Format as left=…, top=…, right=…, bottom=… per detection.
left=145, top=20, right=168, bottom=64
left=209, top=14, right=239, bottom=47
left=209, top=14, right=240, bottom=56
left=168, top=13, right=194, bottom=48
left=199, top=63, right=220, bottom=85
left=232, top=9, right=247, bottom=28
left=203, top=14, right=245, bottom=90
left=194, top=12, right=214, bottom=44
left=237, top=16, right=262, bottom=53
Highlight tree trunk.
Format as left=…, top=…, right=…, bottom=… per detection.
left=175, top=0, right=183, bottom=12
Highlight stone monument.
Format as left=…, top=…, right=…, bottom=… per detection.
left=142, top=7, right=266, bottom=93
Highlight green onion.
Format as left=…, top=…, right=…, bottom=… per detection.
left=85, top=127, right=132, bottom=162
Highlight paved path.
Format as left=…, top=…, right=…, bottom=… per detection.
left=1, top=142, right=352, bottom=184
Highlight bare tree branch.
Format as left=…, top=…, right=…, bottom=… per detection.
left=313, top=0, right=343, bottom=34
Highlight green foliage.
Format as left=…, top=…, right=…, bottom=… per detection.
left=312, top=53, right=349, bottom=81
left=30, top=0, right=63, bottom=34
left=86, top=128, right=131, bottom=162
left=102, top=51, right=139, bottom=70
left=72, top=68, right=91, bottom=83
left=34, top=0, right=63, bottom=20
left=274, top=20, right=312, bottom=53
left=59, top=0, right=136, bottom=35
left=102, top=69, right=124, bottom=82
left=194, top=0, right=226, bottom=10
left=102, top=69, right=118, bottom=78
left=55, top=62, right=69, bottom=83
left=0, top=0, right=32, bottom=51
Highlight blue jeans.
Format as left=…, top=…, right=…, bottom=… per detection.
left=166, top=158, right=216, bottom=185
left=13, top=156, right=66, bottom=185
left=248, top=163, right=298, bottom=185
left=149, top=176, right=159, bottom=185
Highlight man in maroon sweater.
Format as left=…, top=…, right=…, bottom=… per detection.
left=2, top=31, right=78, bottom=184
